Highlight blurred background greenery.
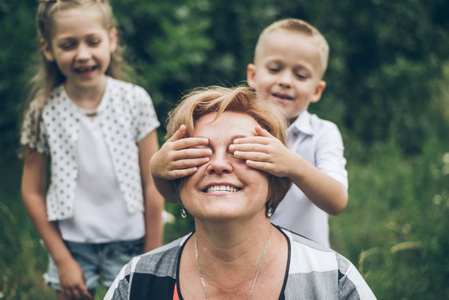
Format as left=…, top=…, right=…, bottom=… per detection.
left=1, top=0, right=449, bottom=299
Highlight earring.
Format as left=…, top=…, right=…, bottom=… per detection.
left=181, top=208, right=188, bottom=219
left=266, top=202, right=273, bottom=218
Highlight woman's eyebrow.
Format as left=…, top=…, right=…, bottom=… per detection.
left=231, top=134, right=248, bottom=140
left=190, top=144, right=210, bottom=149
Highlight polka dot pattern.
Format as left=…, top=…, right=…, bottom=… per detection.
left=20, top=78, right=160, bottom=221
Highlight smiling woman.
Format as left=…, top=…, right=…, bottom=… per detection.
left=179, top=111, right=274, bottom=224
left=105, top=86, right=376, bottom=300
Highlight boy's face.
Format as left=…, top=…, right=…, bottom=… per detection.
left=247, top=30, right=326, bottom=124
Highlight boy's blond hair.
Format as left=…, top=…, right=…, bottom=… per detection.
left=254, top=18, right=329, bottom=78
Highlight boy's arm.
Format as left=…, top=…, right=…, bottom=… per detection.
left=286, top=150, right=348, bottom=215
left=231, top=125, right=348, bottom=215
left=149, top=125, right=211, bottom=203
left=139, top=130, right=164, bottom=252
left=21, top=151, right=92, bottom=299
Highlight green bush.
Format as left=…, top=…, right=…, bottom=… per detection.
left=2, top=0, right=449, bottom=299
left=330, top=141, right=449, bottom=299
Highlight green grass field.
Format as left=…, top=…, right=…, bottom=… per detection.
left=1, top=141, right=448, bottom=299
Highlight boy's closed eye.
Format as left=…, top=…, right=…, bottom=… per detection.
left=293, top=66, right=312, bottom=80
left=266, top=62, right=283, bottom=74
left=295, top=72, right=308, bottom=80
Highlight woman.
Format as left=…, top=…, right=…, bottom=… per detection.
left=105, top=86, right=376, bottom=299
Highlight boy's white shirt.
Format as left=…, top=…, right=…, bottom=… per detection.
left=270, top=110, right=347, bottom=247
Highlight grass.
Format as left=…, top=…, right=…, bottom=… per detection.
left=330, top=141, right=449, bottom=299
left=1, top=140, right=449, bottom=299
left=0, top=158, right=108, bottom=300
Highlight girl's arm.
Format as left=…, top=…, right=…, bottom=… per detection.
left=138, top=130, right=164, bottom=252
left=21, top=151, right=92, bottom=299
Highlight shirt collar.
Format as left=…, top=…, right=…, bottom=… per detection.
left=60, top=76, right=112, bottom=116
left=288, top=111, right=314, bottom=136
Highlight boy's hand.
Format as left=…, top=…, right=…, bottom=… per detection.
left=58, top=258, right=92, bottom=300
left=150, top=125, right=211, bottom=180
left=230, top=125, right=294, bottom=178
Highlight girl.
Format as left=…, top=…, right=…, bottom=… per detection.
left=20, top=1, right=164, bottom=299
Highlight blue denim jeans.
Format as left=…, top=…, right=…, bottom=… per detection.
left=44, top=237, right=144, bottom=290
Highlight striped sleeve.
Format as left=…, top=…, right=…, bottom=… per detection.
left=337, top=254, right=376, bottom=300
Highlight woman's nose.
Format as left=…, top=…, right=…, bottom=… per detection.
left=206, top=151, right=233, bottom=175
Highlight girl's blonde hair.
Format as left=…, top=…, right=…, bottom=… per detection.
left=166, top=86, right=292, bottom=212
left=20, top=0, right=128, bottom=158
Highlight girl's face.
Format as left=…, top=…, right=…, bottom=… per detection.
left=179, top=112, right=270, bottom=223
left=41, top=7, right=117, bottom=93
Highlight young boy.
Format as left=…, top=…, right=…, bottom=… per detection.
left=237, top=18, right=348, bottom=247
left=150, top=18, right=347, bottom=247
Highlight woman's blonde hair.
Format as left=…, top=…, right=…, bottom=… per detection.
left=166, top=86, right=292, bottom=212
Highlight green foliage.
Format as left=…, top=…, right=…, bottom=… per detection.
left=296, top=0, right=449, bottom=155
left=330, top=141, right=449, bottom=299
left=1, top=0, right=449, bottom=299
left=0, top=0, right=37, bottom=161
left=0, top=159, right=55, bottom=299
left=3, top=1, right=449, bottom=156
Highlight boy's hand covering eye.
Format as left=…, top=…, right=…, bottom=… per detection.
left=150, top=125, right=211, bottom=180
left=230, top=125, right=294, bottom=177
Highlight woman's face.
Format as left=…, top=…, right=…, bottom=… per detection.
left=179, top=111, right=269, bottom=223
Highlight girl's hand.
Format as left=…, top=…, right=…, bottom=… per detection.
left=150, top=125, right=211, bottom=180
left=230, top=125, right=295, bottom=178
left=58, top=258, right=92, bottom=300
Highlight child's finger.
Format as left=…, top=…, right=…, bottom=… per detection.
left=245, top=159, right=275, bottom=174
left=166, top=125, right=188, bottom=142
left=172, top=147, right=212, bottom=161
left=231, top=136, right=270, bottom=146
left=168, top=125, right=210, bottom=150
left=255, top=125, right=274, bottom=138
left=233, top=150, right=270, bottom=162
left=229, top=141, right=269, bottom=154
left=232, top=126, right=273, bottom=145
left=169, top=167, right=200, bottom=178
left=172, top=156, right=210, bottom=169
left=173, top=137, right=210, bottom=151
left=79, top=286, right=93, bottom=300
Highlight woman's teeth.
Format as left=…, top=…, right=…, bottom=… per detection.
left=205, top=185, right=239, bottom=193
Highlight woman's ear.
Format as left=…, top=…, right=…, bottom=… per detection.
left=40, top=38, right=54, bottom=62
